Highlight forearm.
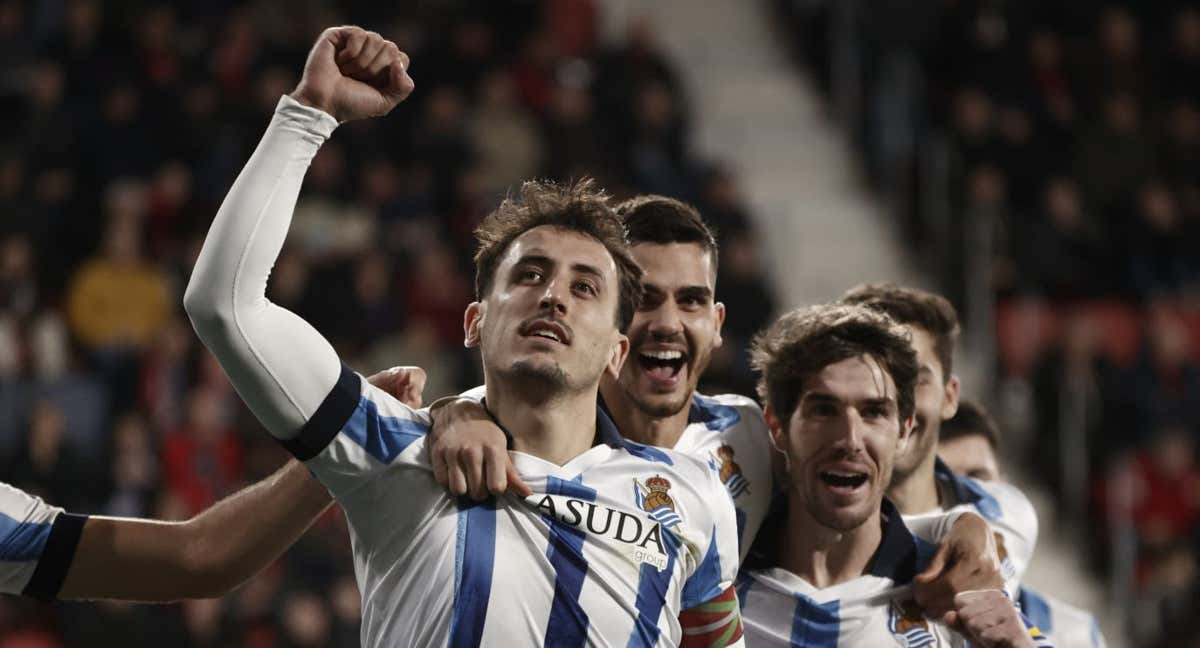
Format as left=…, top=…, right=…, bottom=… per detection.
left=183, top=96, right=344, bottom=439
left=59, top=460, right=333, bottom=601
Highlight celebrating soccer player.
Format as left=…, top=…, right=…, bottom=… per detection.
left=940, top=400, right=1108, bottom=648
left=181, top=25, right=743, bottom=647
left=739, top=303, right=1049, bottom=647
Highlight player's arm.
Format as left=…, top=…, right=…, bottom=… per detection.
left=182, top=27, right=413, bottom=449
left=911, top=511, right=1006, bottom=619
left=59, top=459, right=329, bottom=601
left=427, top=390, right=532, bottom=499
left=679, top=465, right=745, bottom=647
left=47, top=366, right=425, bottom=602
left=952, top=590, right=1054, bottom=648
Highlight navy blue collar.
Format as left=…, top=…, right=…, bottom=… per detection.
left=934, top=457, right=981, bottom=506
left=866, top=498, right=933, bottom=584
left=482, top=397, right=624, bottom=449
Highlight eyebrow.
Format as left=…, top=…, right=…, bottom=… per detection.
left=801, top=392, right=896, bottom=409
left=514, top=254, right=606, bottom=283
left=676, top=286, right=713, bottom=302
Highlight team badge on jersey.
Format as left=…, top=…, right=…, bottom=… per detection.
left=888, top=599, right=936, bottom=648
left=708, top=445, right=750, bottom=498
left=634, top=475, right=683, bottom=528
left=994, top=531, right=1017, bottom=582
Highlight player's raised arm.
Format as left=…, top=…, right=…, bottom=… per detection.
left=182, top=26, right=414, bottom=441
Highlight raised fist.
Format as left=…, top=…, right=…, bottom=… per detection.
left=290, top=26, right=414, bottom=122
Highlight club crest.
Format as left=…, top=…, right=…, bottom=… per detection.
left=708, top=444, right=750, bottom=498
left=888, top=599, right=935, bottom=648
left=634, top=475, right=683, bottom=528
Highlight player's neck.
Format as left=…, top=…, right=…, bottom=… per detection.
left=886, top=450, right=940, bottom=515
left=780, top=497, right=883, bottom=589
left=600, top=381, right=689, bottom=448
left=485, top=383, right=600, bottom=466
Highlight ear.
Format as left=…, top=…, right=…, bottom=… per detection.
left=712, top=301, right=726, bottom=349
left=940, top=374, right=961, bottom=421
left=897, top=413, right=916, bottom=451
left=605, top=332, right=631, bottom=380
left=764, top=403, right=787, bottom=454
left=463, top=301, right=484, bottom=348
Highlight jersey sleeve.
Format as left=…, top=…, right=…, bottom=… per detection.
left=295, top=369, right=434, bottom=498
left=183, top=95, right=345, bottom=442
left=678, top=458, right=744, bottom=645
left=715, top=396, right=774, bottom=560
left=0, top=482, right=87, bottom=600
left=964, top=479, right=1039, bottom=593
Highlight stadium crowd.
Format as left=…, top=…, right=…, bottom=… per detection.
left=0, top=1, right=776, bottom=646
left=777, top=1, right=1200, bottom=645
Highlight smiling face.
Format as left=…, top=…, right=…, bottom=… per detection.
left=608, top=242, right=724, bottom=417
left=465, top=225, right=629, bottom=396
left=770, top=355, right=913, bottom=532
left=891, top=327, right=959, bottom=480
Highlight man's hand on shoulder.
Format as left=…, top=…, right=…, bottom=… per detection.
left=291, top=26, right=415, bottom=122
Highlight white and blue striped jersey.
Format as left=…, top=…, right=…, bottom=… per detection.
left=902, top=459, right=1039, bottom=595
left=291, top=367, right=742, bottom=648
left=738, top=500, right=1052, bottom=647
left=0, top=482, right=87, bottom=600
left=1019, top=587, right=1107, bottom=648
left=671, top=393, right=772, bottom=561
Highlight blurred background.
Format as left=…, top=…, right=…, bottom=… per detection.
left=0, top=0, right=1195, bottom=646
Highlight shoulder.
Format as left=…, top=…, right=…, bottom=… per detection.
left=972, top=478, right=1038, bottom=532
left=693, top=393, right=764, bottom=425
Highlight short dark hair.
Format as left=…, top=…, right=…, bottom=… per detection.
left=751, top=303, right=919, bottom=423
left=940, top=399, right=1000, bottom=451
left=840, top=283, right=960, bottom=380
left=473, top=178, right=644, bottom=332
left=616, top=195, right=719, bottom=273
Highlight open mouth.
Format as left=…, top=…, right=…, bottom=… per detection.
left=521, top=320, right=570, bottom=345
left=638, top=349, right=687, bottom=383
left=819, top=470, right=868, bottom=490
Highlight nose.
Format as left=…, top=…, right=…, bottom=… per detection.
left=539, top=278, right=568, bottom=316
left=647, top=301, right=683, bottom=339
left=832, top=409, right=867, bottom=455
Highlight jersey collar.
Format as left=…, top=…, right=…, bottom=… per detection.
left=483, top=396, right=625, bottom=449
left=934, top=457, right=979, bottom=507
left=865, top=497, right=934, bottom=585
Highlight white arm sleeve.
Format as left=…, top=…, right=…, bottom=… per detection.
left=0, top=482, right=87, bottom=600
left=183, top=96, right=343, bottom=440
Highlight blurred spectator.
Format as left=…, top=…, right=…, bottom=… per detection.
left=1074, top=92, right=1157, bottom=217
left=4, top=399, right=97, bottom=510
left=65, top=186, right=170, bottom=353
left=470, top=71, right=544, bottom=197
left=1126, top=182, right=1192, bottom=298
left=161, top=387, right=243, bottom=516
left=1128, top=427, right=1200, bottom=555
left=1018, top=177, right=1109, bottom=298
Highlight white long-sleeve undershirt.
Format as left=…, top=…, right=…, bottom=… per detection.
left=184, top=95, right=344, bottom=440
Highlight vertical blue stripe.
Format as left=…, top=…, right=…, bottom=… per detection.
left=1018, top=588, right=1054, bottom=633
left=626, top=529, right=681, bottom=648
left=681, top=525, right=724, bottom=608
left=735, top=572, right=754, bottom=612
left=542, top=476, right=597, bottom=648
left=790, top=593, right=840, bottom=647
left=735, top=508, right=747, bottom=553
left=449, top=497, right=497, bottom=648
left=0, top=513, right=53, bottom=562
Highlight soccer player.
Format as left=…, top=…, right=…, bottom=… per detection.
left=841, top=284, right=1040, bottom=597
left=183, top=25, right=743, bottom=648
left=0, top=367, right=422, bottom=602
left=432, top=197, right=774, bottom=556
left=940, top=399, right=1108, bottom=648
left=739, top=303, right=1049, bottom=647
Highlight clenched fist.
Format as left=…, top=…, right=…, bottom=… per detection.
left=290, top=26, right=414, bottom=122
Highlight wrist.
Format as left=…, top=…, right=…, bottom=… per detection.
left=289, top=87, right=337, bottom=120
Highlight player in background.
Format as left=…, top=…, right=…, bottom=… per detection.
left=841, top=284, right=1041, bottom=597
left=940, top=399, right=1108, bottom=648
left=739, top=303, right=1049, bottom=647
left=183, top=25, right=743, bottom=647
left=0, top=367, right=423, bottom=602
